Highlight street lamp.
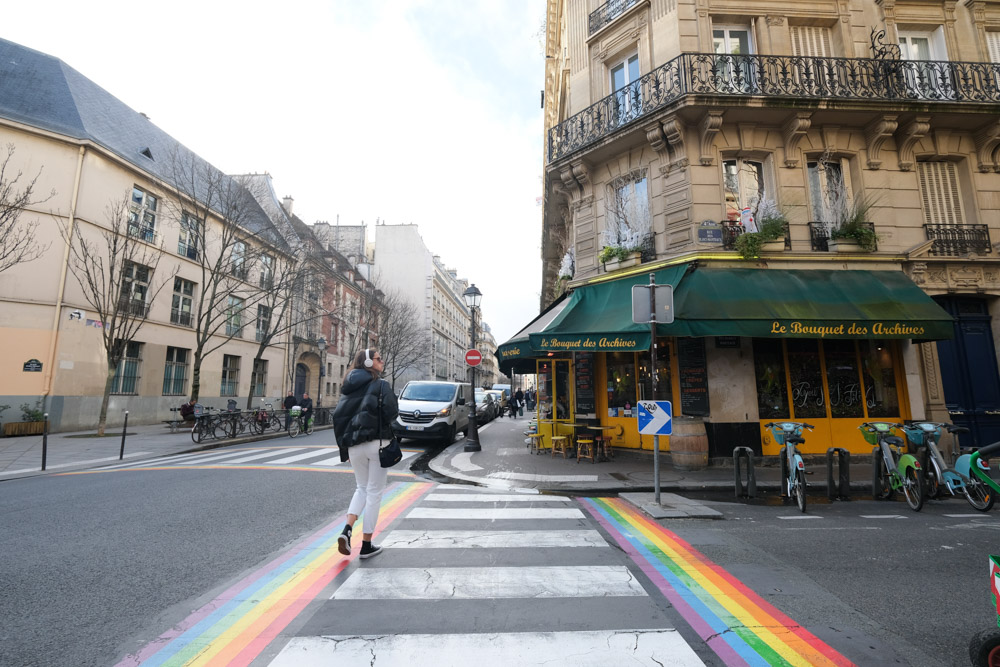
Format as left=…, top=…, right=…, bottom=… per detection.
left=316, top=336, right=326, bottom=408
left=463, top=283, right=482, bottom=452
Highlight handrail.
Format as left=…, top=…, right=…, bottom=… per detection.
left=548, top=52, right=1000, bottom=162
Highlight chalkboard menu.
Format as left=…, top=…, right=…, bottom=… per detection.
left=677, top=337, right=710, bottom=416
left=574, top=351, right=596, bottom=418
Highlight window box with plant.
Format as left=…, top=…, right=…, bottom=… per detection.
left=2, top=400, right=46, bottom=437
left=600, top=169, right=651, bottom=272
left=732, top=200, right=788, bottom=260
left=809, top=153, right=879, bottom=253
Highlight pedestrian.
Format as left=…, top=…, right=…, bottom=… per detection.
left=515, top=388, right=525, bottom=417
left=179, top=398, right=197, bottom=423
left=333, top=348, right=397, bottom=560
left=283, top=390, right=297, bottom=431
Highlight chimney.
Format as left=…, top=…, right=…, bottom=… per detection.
left=282, top=196, right=294, bottom=215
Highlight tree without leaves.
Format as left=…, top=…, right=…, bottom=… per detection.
left=167, top=151, right=278, bottom=402
left=62, top=195, right=177, bottom=435
left=377, top=288, right=430, bottom=392
left=0, top=143, right=54, bottom=274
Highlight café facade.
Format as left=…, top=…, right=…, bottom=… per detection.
left=498, top=257, right=960, bottom=465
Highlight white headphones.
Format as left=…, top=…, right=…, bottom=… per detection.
left=364, top=348, right=374, bottom=368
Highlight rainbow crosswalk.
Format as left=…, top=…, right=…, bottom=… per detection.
left=581, top=497, right=856, bottom=667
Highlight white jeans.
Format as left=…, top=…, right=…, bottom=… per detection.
left=347, top=440, right=389, bottom=535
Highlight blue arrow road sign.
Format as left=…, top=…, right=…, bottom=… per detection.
left=637, top=400, right=672, bottom=435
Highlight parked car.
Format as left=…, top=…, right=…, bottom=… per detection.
left=486, top=389, right=507, bottom=413
left=474, top=390, right=497, bottom=424
left=393, top=381, right=472, bottom=444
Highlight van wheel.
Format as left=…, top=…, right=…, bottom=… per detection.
left=445, top=424, right=457, bottom=444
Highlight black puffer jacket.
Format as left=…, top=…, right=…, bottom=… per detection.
left=333, top=369, right=398, bottom=462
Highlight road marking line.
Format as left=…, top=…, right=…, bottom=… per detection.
left=380, top=529, right=607, bottom=549
left=268, top=447, right=339, bottom=464
left=859, top=515, right=907, bottom=519
left=408, top=507, right=584, bottom=520
left=451, top=452, right=484, bottom=472
left=424, top=493, right=570, bottom=502
left=270, top=630, right=703, bottom=666
left=776, top=515, right=823, bottom=520
left=224, top=448, right=308, bottom=464
left=332, top=565, right=647, bottom=600
left=177, top=450, right=265, bottom=464
left=944, top=513, right=988, bottom=518
left=487, top=471, right=599, bottom=482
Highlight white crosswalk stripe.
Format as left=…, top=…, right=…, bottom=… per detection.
left=90, top=446, right=421, bottom=471
left=270, top=484, right=706, bottom=666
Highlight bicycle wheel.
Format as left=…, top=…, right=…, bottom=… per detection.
left=304, top=417, right=313, bottom=435
left=289, top=418, right=300, bottom=438
left=793, top=468, right=807, bottom=513
left=963, top=477, right=995, bottom=512
left=923, top=465, right=940, bottom=499
left=191, top=422, right=203, bottom=444
left=268, top=415, right=282, bottom=432
left=873, top=455, right=893, bottom=500
left=213, top=419, right=231, bottom=440
left=903, top=467, right=924, bottom=511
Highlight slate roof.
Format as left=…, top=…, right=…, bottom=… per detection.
left=0, top=37, right=289, bottom=252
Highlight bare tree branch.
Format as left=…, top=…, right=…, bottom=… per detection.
left=0, top=144, right=54, bottom=273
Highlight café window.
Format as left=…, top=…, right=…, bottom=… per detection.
left=638, top=340, right=672, bottom=401
left=753, top=339, right=789, bottom=420
left=860, top=340, right=899, bottom=418
left=825, top=340, right=864, bottom=418
left=607, top=351, right=637, bottom=415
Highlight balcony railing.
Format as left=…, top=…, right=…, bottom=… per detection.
left=118, top=297, right=149, bottom=318
left=721, top=221, right=791, bottom=251
left=924, top=223, right=992, bottom=256
left=170, top=308, right=192, bottom=327
left=127, top=225, right=159, bottom=245
left=588, top=0, right=640, bottom=35
left=548, top=53, right=1000, bottom=162
left=808, top=221, right=877, bottom=252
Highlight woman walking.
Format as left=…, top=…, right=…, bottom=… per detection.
left=333, top=348, right=397, bottom=559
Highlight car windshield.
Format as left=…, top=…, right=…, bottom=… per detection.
left=475, top=391, right=489, bottom=401
left=400, top=384, right=457, bottom=402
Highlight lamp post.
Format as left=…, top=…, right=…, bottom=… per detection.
left=316, top=336, right=326, bottom=408
left=463, top=283, right=482, bottom=452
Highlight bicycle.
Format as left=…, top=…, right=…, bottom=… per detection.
left=288, top=406, right=313, bottom=438
left=191, top=406, right=218, bottom=444
left=214, top=405, right=247, bottom=440
left=905, top=421, right=995, bottom=512
left=250, top=401, right=280, bottom=435
left=764, top=421, right=813, bottom=513
left=860, top=421, right=923, bottom=511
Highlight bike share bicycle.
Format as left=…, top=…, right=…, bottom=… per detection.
left=903, top=421, right=994, bottom=512
left=764, top=421, right=813, bottom=512
left=967, top=441, right=1000, bottom=666
left=860, top=421, right=923, bottom=511
left=288, top=405, right=313, bottom=438
left=250, top=401, right=281, bottom=435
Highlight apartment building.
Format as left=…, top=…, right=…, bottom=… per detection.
left=508, top=0, right=1000, bottom=461
left=0, top=38, right=294, bottom=430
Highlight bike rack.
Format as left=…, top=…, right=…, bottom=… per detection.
left=733, top=446, right=757, bottom=498
left=827, top=447, right=851, bottom=500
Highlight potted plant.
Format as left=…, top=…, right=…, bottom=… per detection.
left=734, top=203, right=788, bottom=260
left=2, top=399, right=46, bottom=437
left=598, top=244, right=641, bottom=270
left=600, top=182, right=651, bottom=271
left=828, top=195, right=879, bottom=252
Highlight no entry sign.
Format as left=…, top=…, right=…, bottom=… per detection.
left=465, top=349, right=482, bottom=366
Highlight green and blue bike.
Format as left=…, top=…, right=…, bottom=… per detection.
left=860, top=421, right=923, bottom=511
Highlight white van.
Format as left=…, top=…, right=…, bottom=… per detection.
left=392, top=381, right=472, bottom=443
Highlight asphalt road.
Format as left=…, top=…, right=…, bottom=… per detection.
left=0, top=460, right=358, bottom=667
left=673, top=493, right=1000, bottom=666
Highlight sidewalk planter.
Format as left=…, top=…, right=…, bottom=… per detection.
left=669, top=420, right=709, bottom=470
left=3, top=421, right=45, bottom=437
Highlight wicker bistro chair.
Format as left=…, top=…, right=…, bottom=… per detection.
left=576, top=429, right=597, bottom=464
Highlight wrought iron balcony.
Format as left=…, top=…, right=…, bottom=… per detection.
left=170, top=308, right=193, bottom=327
left=548, top=52, right=1000, bottom=162
left=589, top=0, right=641, bottom=35
left=924, top=223, right=992, bottom=256
left=808, top=221, right=877, bottom=251
left=721, top=221, right=791, bottom=251
left=118, top=296, right=149, bottom=318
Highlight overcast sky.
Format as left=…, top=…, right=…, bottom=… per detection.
left=3, top=0, right=546, bottom=344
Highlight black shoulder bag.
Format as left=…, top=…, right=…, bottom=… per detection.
left=377, top=384, right=402, bottom=468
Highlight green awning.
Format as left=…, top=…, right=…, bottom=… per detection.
left=528, top=264, right=691, bottom=352
left=672, top=268, right=953, bottom=339
left=495, top=294, right=571, bottom=373
left=529, top=266, right=953, bottom=350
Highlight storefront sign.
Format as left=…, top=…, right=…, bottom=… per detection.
left=532, top=334, right=644, bottom=351
left=677, top=338, right=709, bottom=416
left=23, top=359, right=42, bottom=372
left=715, top=336, right=740, bottom=348
left=768, top=321, right=927, bottom=337
left=498, top=346, right=522, bottom=359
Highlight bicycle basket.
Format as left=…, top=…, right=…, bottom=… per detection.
left=903, top=423, right=939, bottom=446
left=290, top=406, right=302, bottom=415
left=769, top=423, right=798, bottom=445
left=860, top=423, right=892, bottom=446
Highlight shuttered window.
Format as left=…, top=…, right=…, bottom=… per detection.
left=988, top=31, right=1000, bottom=63
left=918, top=161, right=964, bottom=225
left=790, top=26, right=832, bottom=57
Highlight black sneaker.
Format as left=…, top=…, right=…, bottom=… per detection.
left=359, top=543, right=383, bottom=559
left=337, top=528, right=352, bottom=556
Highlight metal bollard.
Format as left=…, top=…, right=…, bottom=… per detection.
left=826, top=447, right=851, bottom=500
left=733, top=446, right=757, bottom=498
left=42, top=413, right=49, bottom=471
left=119, top=411, right=129, bottom=460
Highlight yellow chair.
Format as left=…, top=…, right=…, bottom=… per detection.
left=527, top=433, right=545, bottom=455
left=551, top=435, right=570, bottom=458
left=576, top=437, right=596, bottom=464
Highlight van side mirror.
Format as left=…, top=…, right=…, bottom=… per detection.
left=457, top=397, right=466, bottom=406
